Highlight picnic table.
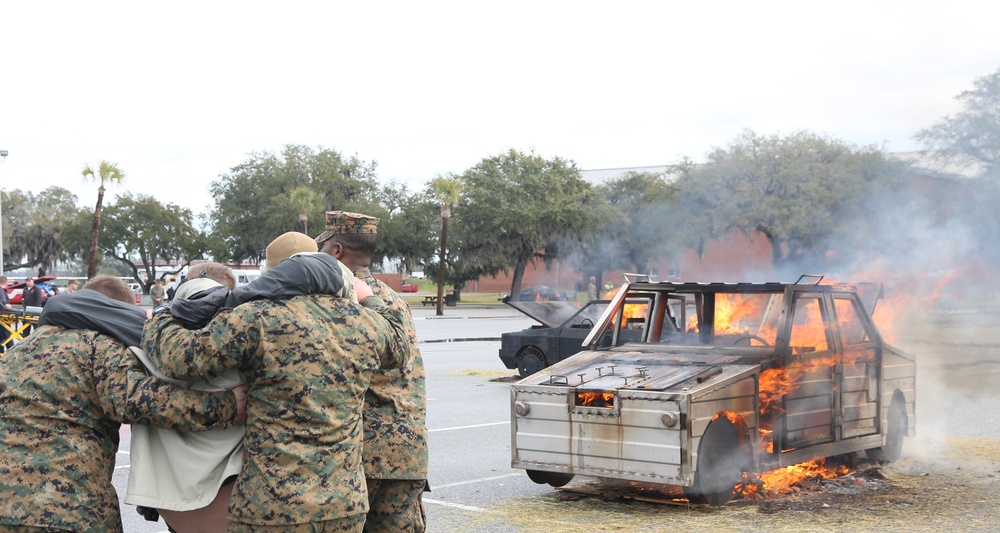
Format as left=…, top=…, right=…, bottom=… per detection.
left=421, top=292, right=456, bottom=307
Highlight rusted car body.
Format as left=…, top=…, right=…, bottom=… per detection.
left=510, top=276, right=916, bottom=505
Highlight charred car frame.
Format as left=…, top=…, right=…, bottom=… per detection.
left=510, top=275, right=915, bottom=505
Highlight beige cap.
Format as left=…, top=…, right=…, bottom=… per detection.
left=265, top=232, right=318, bottom=271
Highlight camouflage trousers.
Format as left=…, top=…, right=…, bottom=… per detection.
left=363, top=478, right=426, bottom=533
left=227, top=513, right=364, bottom=533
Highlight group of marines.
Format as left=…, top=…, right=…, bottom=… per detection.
left=0, top=211, right=428, bottom=533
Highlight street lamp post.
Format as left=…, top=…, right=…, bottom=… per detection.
left=0, top=150, right=7, bottom=276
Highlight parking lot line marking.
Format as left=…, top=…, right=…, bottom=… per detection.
left=428, top=421, right=510, bottom=433
left=422, top=337, right=500, bottom=343
left=422, top=498, right=486, bottom=512
left=433, top=472, right=523, bottom=490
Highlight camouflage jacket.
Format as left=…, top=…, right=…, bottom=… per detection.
left=143, top=293, right=407, bottom=526
left=357, top=268, right=429, bottom=479
left=0, top=326, right=238, bottom=533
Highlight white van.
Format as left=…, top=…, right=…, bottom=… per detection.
left=234, top=270, right=261, bottom=288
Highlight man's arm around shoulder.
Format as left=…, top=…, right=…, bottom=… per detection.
left=359, top=292, right=409, bottom=371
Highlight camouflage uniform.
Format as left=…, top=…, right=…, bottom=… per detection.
left=316, top=211, right=430, bottom=532
left=357, top=267, right=429, bottom=533
left=0, top=326, right=239, bottom=533
left=143, top=292, right=407, bottom=529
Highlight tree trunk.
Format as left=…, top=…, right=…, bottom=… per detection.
left=510, top=253, right=528, bottom=300
left=436, top=215, right=449, bottom=316
left=87, top=186, right=105, bottom=279
left=768, top=235, right=784, bottom=268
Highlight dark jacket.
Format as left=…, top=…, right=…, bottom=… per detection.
left=0, top=286, right=10, bottom=311
left=22, top=285, right=46, bottom=308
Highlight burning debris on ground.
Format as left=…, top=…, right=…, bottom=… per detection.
left=556, top=456, right=893, bottom=509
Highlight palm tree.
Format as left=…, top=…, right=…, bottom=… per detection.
left=82, top=161, right=126, bottom=278
left=290, top=186, right=320, bottom=236
left=429, top=175, right=461, bottom=316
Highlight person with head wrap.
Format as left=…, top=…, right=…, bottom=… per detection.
left=130, top=249, right=349, bottom=533
left=0, top=276, right=246, bottom=533
left=143, top=232, right=402, bottom=532
left=126, top=262, right=248, bottom=533
left=318, top=211, right=429, bottom=533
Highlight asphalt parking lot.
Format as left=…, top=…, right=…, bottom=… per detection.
left=113, top=302, right=1000, bottom=532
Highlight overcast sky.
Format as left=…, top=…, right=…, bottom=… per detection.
left=2, top=1, right=998, bottom=218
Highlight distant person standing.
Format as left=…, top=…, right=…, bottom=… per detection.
left=0, top=276, right=11, bottom=351
left=150, top=279, right=166, bottom=306
left=0, top=276, right=9, bottom=309
left=586, top=276, right=597, bottom=301
left=22, top=277, right=46, bottom=309
left=65, top=279, right=80, bottom=293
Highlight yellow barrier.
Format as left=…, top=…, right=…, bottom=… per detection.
left=0, top=312, right=40, bottom=352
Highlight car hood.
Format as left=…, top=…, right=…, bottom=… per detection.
left=505, top=300, right=587, bottom=328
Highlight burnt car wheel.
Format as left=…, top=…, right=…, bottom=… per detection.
left=685, top=419, right=745, bottom=506
left=526, top=469, right=575, bottom=488
left=517, top=346, right=546, bottom=378
left=867, top=397, right=906, bottom=463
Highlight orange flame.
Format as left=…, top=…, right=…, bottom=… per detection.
left=576, top=391, right=615, bottom=408
left=736, top=458, right=850, bottom=498
left=683, top=293, right=781, bottom=344
left=603, top=287, right=648, bottom=328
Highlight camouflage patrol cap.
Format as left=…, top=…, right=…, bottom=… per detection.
left=314, top=211, right=380, bottom=243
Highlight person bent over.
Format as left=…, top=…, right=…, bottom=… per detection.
left=143, top=251, right=407, bottom=532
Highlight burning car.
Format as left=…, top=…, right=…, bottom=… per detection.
left=510, top=275, right=915, bottom=506
left=499, top=299, right=615, bottom=378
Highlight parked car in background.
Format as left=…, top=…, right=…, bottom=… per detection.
left=4, top=276, right=58, bottom=306
left=401, top=283, right=419, bottom=293
left=233, top=269, right=261, bottom=288
left=499, top=299, right=613, bottom=377
left=127, top=282, right=144, bottom=304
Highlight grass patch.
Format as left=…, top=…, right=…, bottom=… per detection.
left=401, top=291, right=507, bottom=306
